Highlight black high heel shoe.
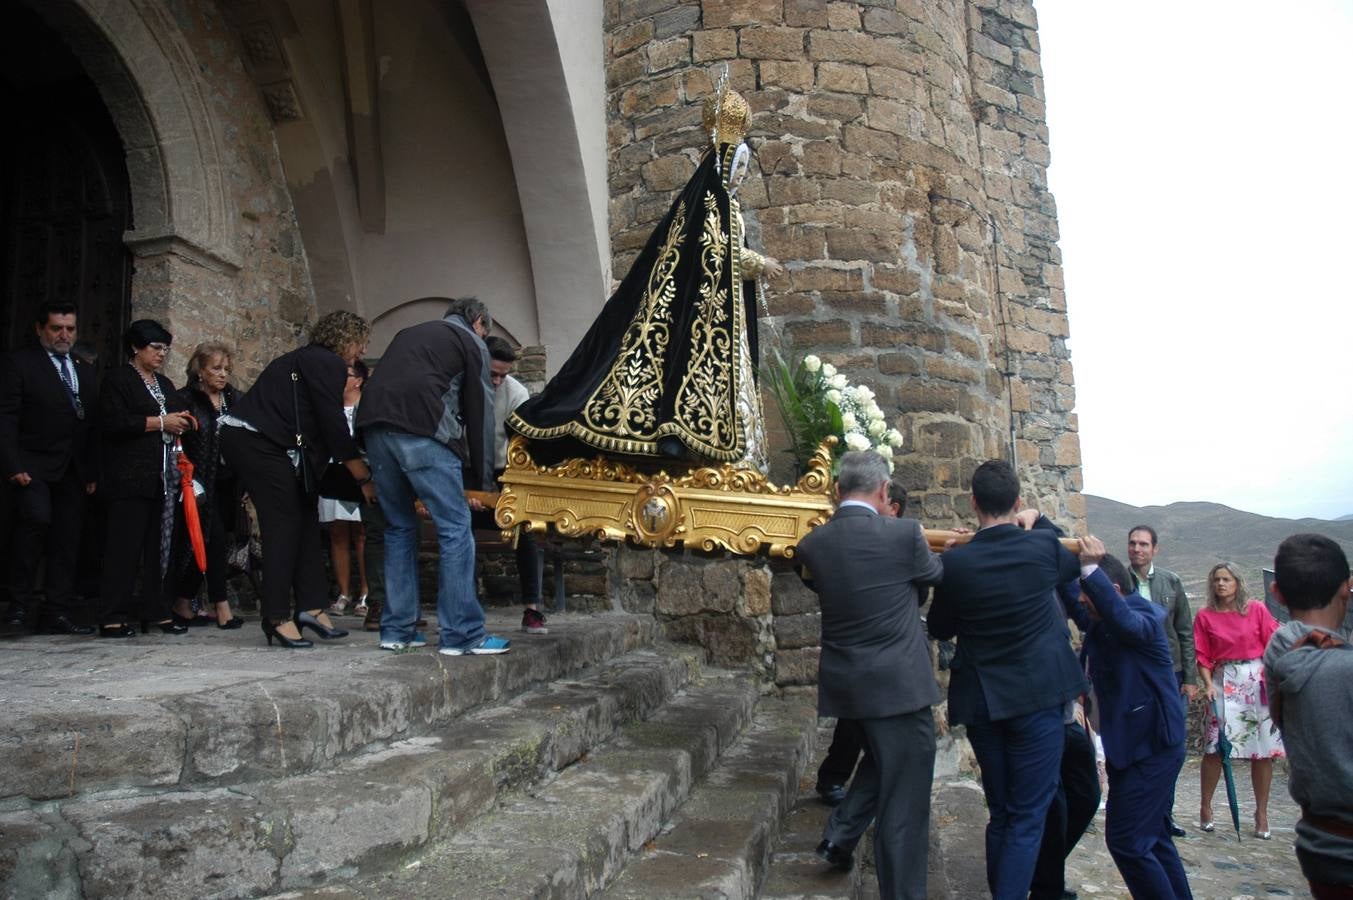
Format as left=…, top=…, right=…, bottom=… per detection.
left=154, top=620, right=189, bottom=635
left=295, top=610, right=348, bottom=639
left=262, top=619, right=313, bottom=648
left=216, top=616, right=245, bottom=630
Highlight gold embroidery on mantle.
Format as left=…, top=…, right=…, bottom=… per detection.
left=581, top=200, right=686, bottom=439
left=496, top=435, right=835, bottom=557
left=669, top=190, right=737, bottom=458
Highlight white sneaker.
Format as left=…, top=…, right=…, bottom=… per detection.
left=379, top=632, right=427, bottom=651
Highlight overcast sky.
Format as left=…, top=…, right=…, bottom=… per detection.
left=1035, top=0, right=1353, bottom=521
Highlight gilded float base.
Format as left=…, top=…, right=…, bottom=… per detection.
left=495, top=436, right=835, bottom=558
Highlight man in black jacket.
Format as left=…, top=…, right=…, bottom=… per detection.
left=357, top=298, right=508, bottom=656
left=0, top=302, right=98, bottom=634
left=927, top=460, right=1085, bottom=900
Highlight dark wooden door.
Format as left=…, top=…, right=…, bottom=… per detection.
left=0, top=0, right=131, bottom=372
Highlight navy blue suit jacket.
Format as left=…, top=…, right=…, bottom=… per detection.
left=1061, top=568, right=1187, bottom=770
left=928, top=517, right=1085, bottom=725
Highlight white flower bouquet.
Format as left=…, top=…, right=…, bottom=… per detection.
left=762, top=349, right=904, bottom=472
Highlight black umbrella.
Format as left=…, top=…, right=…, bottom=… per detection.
left=1212, top=693, right=1242, bottom=841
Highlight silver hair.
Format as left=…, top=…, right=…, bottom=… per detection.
left=444, top=297, right=492, bottom=333
left=836, top=451, right=891, bottom=498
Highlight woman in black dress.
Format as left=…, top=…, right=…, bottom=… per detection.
left=169, top=341, right=244, bottom=629
left=220, top=311, right=376, bottom=648
left=98, top=320, right=195, bottom=638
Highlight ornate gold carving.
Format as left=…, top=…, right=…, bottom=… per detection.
left=496, top=435, right=835, bottom=558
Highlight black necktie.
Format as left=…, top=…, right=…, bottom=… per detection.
left=54, top=354, right=77, bottom=406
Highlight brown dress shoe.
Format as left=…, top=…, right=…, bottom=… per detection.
left=363, top=597, right=382, bottom=632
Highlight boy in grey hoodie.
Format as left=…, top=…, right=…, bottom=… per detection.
left=1263, top=533, right=1353, bottom=897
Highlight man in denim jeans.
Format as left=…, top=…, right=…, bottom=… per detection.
left=356, top=297, right=509, bottom=656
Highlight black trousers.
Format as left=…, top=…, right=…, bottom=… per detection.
left=817, top=717, right=867, bottom=788
left=221, top=427, right=326, bottom=622
left=100, top=495, right=169, bottom=624
left=471, top=467, right=542, bottom=604
left=1031, top=721, right=1102, bottom=899
left=9, top=466, right=86, bottom=622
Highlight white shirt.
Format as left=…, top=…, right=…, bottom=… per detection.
left=837, top=499, right=878, bottom=514
left=493, top=374, right=530, bottom=470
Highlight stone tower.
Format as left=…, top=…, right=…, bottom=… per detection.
left=604, top=0, right=1082, bottom=527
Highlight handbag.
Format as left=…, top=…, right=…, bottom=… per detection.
left=290, top=369, right=319, bottom=497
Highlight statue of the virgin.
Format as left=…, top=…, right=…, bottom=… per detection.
left=508, top=81, right=779, bottom=472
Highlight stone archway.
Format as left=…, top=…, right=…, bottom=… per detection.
left=21, top=0, right=242, bottom=275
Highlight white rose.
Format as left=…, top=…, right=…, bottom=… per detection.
left=841, top=412, right=858, bottom=431
left=855, top=384, right=875, bottom=402
left=865, top=402, right=885, bottom=423
left=803, top=354, right=821, bottom=373
left=876, top=443, right=894, bottom=459
left=825, top=389, right=843, bottom=405
left=886, top=428, right=904, bottom=447
left=844, top=432, right=870, bottom=452
left=829, top=373, right=848, bottom=390
left=821, top=362, right=837, bottom=378
left=867, top=419, right=886, bottom=438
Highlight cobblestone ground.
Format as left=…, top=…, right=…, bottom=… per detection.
left=1064, top=755, right=1306, bottom=898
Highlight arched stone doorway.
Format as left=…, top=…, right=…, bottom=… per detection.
left=0, top=0, right=131, bottom=371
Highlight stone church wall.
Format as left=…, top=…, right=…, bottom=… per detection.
left=602, top=0, right=1082, bottom=682
left=79, top=0, right=318, bottom=382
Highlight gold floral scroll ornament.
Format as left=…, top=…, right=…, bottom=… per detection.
left=495, top=436, right=836, bottom=557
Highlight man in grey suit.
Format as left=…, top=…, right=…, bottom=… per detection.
left=795, top=451, right=944, bottom=900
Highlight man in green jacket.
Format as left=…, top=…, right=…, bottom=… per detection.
left=1126, top=524, right=1197, bottom=838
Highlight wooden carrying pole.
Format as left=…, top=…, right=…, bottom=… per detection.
left=924, top=529, right=1081, bottom=555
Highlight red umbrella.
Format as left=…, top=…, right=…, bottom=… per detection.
left=175, top=435, right=207, bottom=573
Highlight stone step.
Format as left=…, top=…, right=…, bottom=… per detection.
left=0, top=641, right=697, bottom=900
left=600, top=696, right=818, bottom=900
left=301, top=670, right=766, bottom=899
left=1, top=611, right=654, bottom=801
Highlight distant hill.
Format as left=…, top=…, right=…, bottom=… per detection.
left=1084, top=495, right=1353, bottom=600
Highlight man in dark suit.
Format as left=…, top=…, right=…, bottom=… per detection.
left=813, top=479, right=909, bottom=806
left=0, top=302, right=98, bottom=634
left=796, top=451, right=943, bottom=900
left=927, top=459, right=1084, bottom=900
left=1060, top=540, right=1192, bottom=899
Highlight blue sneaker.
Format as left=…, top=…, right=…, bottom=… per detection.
left=379, top=632, right=427, bottom=651
left=438, top=634, right=510, bottom=656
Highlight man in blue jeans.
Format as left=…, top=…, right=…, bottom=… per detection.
left=356, top=297, right=509, bottom=656
left=927, top=461, right=1085, bottom=899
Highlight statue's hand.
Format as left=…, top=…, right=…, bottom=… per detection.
left=761, top=257, right=783, bottom=279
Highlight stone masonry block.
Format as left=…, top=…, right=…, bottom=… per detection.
left=771, top=571, right=818, bottom=615
left=774, top=647, right=820, bottom=686
left=692, top=29, right=737, bottom=61
left=704, top=0, right=785, bottom=28
left=772, top=613, right=821, bottom=650
left=738, top=26, right=805, bottom=60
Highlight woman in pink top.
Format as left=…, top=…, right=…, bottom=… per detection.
left=1193, top=562, right=1284, bottom=839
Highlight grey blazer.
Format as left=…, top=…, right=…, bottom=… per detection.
left=796, top=505, right=944, bottom=720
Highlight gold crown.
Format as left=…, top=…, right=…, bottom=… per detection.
left=701, top=87, right=750, bottom=146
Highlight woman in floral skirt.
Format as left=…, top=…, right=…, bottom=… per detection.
left=1193, top=562, right=1284, bottom=839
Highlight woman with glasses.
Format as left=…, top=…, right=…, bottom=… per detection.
left=97, top=320, right=194, bottom=638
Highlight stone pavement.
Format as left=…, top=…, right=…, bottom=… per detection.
left=1063, top=755, right=1305, bottom=899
